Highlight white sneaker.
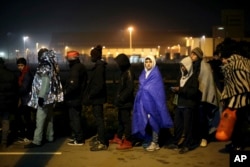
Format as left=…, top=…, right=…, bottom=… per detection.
left=146, top=142, right=160, bottom=151
left=200, top=139, right=207, bottom=147
left=23, top=138, right=31, bottom=143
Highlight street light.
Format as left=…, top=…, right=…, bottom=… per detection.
left=23, top=36, right=29, bottom=56
left=128, top=26, right=133, bottom=54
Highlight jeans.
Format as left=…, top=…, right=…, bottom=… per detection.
left=68, top=105, right=84, bottom=142
left=92, top=104, right=106, bottom=145
left=33, top=104, right=54, bottom=145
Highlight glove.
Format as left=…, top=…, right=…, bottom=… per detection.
left=38, top=97, right=44, bottom=107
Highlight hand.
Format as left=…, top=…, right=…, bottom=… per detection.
left=171, top=87, right=179, bottom=93
left=38, top=97, right=44, bottom=107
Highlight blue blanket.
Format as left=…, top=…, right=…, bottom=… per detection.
left=132, top=66, right=173, bottom=137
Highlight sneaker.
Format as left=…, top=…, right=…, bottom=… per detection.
left=200, top=139, right=207, bottom=147
left=116, top=139, right=132, bottom=150
left=109, top=134, right=122, bottom=144
left=179, top=147, right=189, bottom=154
left=90, top=143, right=108, bottom=151
left=67, top=140, right=84, bottom=146
left=167, top=143, right=179, bottom=150
left=142, top=141, right=150, bottom=149
left=89, top=138, right=101, bottom=146
left=67, top=137, right=76, bottom=142
left=16, top=137, right=30, bottom=143
left=24, top=142, right=41, bottom=148
left=146, top=142, right=160, bottom=151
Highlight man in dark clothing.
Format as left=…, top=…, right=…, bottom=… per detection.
left=64, top=51, right=88, bottom=146
left=109, top=53, right=135, bottom=150
left=15, top=57, right=35, bottom=142
left=0, top=57, right=18, bottom=148
left=86, top=45, right=108, bottom=151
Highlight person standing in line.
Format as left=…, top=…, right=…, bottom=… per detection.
left=15, top=57, right=35, bottom=143
left=217, top=40, right=250, bottom=152
left=189, top=47, right=222, bottom=148
left=86, top=45, right=108, bottom=151
left=0, top=57, right=18, bottom=148
left=132, top=55, right=173, bottom=152
left=109, top=53, right=135, bottom=150
left=24, top=48, right=64, bottom=148
left=167, top=56, right=201, bottom=154
left=64, top=51, right=88, bottom=146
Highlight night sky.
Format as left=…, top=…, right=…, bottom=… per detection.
left=0, top=0, right=248, bottom=44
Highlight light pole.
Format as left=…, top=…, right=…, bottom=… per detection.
left=23, top=36, right=29, bottom=56
left=128, top=26, right=133, bottom=55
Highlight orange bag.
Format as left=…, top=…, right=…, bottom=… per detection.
left=215, top=108, right=237, bottom=141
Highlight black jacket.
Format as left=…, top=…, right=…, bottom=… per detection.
left=86, top=59, right=107, bottom=105
left=114, top=69, right=135, bottom=109
left=64, top=59, right=88, bottom=106
left=177, top=73, right=201, bottom=108
left=0, top=64, right=18, bottom=111
left=114, top=54, right=135, bottom=109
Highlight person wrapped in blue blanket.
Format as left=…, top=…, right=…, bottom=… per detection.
left=132, top=55, right=173, bottom=151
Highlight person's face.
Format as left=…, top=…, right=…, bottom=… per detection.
left=17, top=64, right=25, bottom=71
left=190, top=52, right=198, bottom=62
left=145, top=58, right=153, bottom=70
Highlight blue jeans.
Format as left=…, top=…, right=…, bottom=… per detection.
left=32, top=104, right=54, bottom=145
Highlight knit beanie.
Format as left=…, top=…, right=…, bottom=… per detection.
left=90, top=45, right=102, bottom=62
left=16, top=57, right=27, bottom=65
left=66, top=51, right=79, bottom=61
left=191, top=47, right=203, bottom=59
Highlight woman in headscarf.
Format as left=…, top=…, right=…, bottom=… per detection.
left=132, top=55, right=173, bottom=151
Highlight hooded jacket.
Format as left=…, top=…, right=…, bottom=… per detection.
left=177, top=56, right=201, bottom=107
left=114, top=54, right=135, bottom=109
left=28, top=50, right=64, bottom=109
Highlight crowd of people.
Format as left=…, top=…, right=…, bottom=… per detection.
left=0, top=39, right=249, bottom=153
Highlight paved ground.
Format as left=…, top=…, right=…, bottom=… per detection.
left=0, top=136, right=234, bottom=167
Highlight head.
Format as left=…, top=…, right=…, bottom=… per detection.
left=180, top=56, right=193, bottom=76
left=16, top=57, right=27, bottom=71
left=144, top=55, right=156, bottom=71
left=190, top=47, right=203, bottom=62
left=66, top=50, right=80, bottom=61
left=38, top=48, right=49, bottom=62
left=114, top=53, right=130, bottom=71
left=90, top=45, right=102, bottom=62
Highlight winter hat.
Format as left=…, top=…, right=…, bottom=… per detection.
left=90, top=45, right=102, bottom=62
left=114, top=53, right=130, bottom=71
left=16, top=57, right=27, bottom=65
left=66, top=51, right=79, bottom=60
left=191, top=47, right=203, bottom=59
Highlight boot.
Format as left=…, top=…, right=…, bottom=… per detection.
left=116, top=139, right=132, bottom=150
left=109, top=134, right=122, bottom=144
